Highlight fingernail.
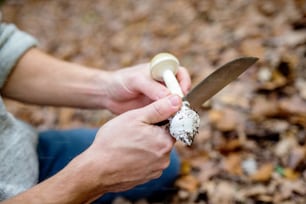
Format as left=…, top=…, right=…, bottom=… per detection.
left=169, top=95, right=180, bottom=107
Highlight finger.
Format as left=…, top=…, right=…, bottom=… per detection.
left=134, top=77, right=171, bottom=100
left=110, top=96, right=152, bottom=114
left=150, top=171, right=163, bottom=180
left=137, top=94, right=182, bottom=124
left=121, top=96, right=152, bottom=110
left=176, top=66, right=192, bottom=94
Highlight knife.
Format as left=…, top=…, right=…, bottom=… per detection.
left=151, top=55, right=259, bottom=127
left=184, top=57, right=258, bottom=111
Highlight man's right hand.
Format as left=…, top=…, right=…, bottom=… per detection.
left=84, top=94, right=182, bottom=196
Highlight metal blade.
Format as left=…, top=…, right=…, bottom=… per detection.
left=184, top=57, right=258, bottom=110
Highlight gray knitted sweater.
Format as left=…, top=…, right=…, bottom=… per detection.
left=0, top=22, right=39, bottom=200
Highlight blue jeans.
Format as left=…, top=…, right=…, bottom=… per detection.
left=37, top=129, right=180, bottom=203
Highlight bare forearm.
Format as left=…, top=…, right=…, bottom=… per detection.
left=2, top=154, right=104, bottom=204
left=2, top=48, right=109, bottom=109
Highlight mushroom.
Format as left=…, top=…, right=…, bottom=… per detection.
left=150, top=53, right=200, bottom=145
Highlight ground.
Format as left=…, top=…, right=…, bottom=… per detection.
left=1, top=0, right=306, bottom=203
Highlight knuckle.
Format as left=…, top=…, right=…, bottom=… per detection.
left=155, top=140, right=172, bottom=157
left=150, top=128, right=174, bottom=157
left=153, top=155, right=171, bottom=172
left=160, top=133, right=175, bottom=152
left=152, top=171, right=163, bottom=179
left=161, top=157, right=171, bottom=170
left=165, top=136, right=175, bottom=149
left=152, top=102, right=164, bottom=118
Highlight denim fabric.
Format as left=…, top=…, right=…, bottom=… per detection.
left=37, top=128, right=180, bottom=203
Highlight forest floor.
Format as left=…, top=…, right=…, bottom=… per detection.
left=1, top=0, right=306, bottom=203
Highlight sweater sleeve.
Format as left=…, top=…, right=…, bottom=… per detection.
left=0, top=23, right=38, bottom=88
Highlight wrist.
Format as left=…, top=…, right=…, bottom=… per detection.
left=83, top=68, right=111, bottom=109
left=44, top=150, right=107, bottom=203
left=3, top=150, right=106, bottom=204
left=67, top=150, right=108, bottom=199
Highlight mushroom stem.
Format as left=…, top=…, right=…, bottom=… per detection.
left=150, top=53, right=200, bottom=145
left=163, top=69, right=184, bottom=97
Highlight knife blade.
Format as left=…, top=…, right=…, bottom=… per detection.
left=184, top=57, right=258, bottom=110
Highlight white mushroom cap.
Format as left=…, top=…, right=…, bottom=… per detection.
left=150, top=53, right=184, bottom=97
left=150, top=53, right=179, bottom=82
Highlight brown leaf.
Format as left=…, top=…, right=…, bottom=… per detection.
left=250, top=95, right=279, bottom=120
left=239, top=184, right=268, bottom=197
left=287, top=146, right=306, bottom=169
left=257, top=57, right=297, bottom=90
left=112, top=197, right=132, bottom=204
left=257, top=69, right=288, bottom=90
left=257, top=0, right=283, bottom=16
left=222, top=153, right=243, bottom=176
left=283, top=168, right=299, bottom=180
left=207, top=182, right=236, bottom=204
left=250, top=163, right=274, bottom=182
left=197, top=161, right=220, bottom=182
left=296, top=79, right=306, bottom=100
left=218, top=139, right=242, bottom=154
left=180, top=160, right=192, bottom=175
left=274, top=136, right=297, bottom=158
left=279, top=96, right=306, bottom=115
left=208, top=108, right=243, bottom=132
left=279, top=96, right=306, bottom=128
left=240, top=38, right=265, bottom=59
left=214, top=81, right=254, bottom=110
left=175, top=175, right=200, bottom=192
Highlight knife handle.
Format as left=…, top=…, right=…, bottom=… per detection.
left=150, top=53, right=184, bottom=97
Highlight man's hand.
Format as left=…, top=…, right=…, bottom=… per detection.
left=2, top=95, right=182, bottom=204
left=2, top=49, right=191, bottom=113
left=102, top=63, right=191, bottom=114
left=84, top=94, right=182, bottom=194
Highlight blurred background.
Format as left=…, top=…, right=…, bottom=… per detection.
left=1, top=0, right=306, bottom=203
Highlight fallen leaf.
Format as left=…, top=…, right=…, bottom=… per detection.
left=208, top=108, right=244, bottom=132
left=256, top=57, right=297, bottom=90
left=296, top=79, right=306, bottom=100
left=239, top=184, right=268, bottom=197
left=214, top=81, right=254, bottom=109
left=250, top=95, right=279, bottom=120
left=180, top=160, right=192, bottom=175
left=274, top=136, right=297, bottom=158
left=197, top=161, right=220, bottom=182
left=112, top=197, right=132, bottom=204
left=279, top=96, right=306, bottom=115
left=287, top=146, right=306, bottom=169
left=257, top=0, right=283, bottom=16
left=283, top=168, right=299, bottom=180
left=208, top=182, right=236, bottom=204
left=240, top=38, right=265, bottom=59
left=175, top=175, right=200, bottom=192
left=273, top=31, right=306, bottom=47
left=222, top=153, right=243, bottom=176
left=177, top=189, right=190, bottom=201
left=218, top=139, right=242, bottom=154
left=250, top=163, right=274, bottom=182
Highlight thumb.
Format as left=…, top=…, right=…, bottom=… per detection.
left=137, top=95, right=182, bottom=124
